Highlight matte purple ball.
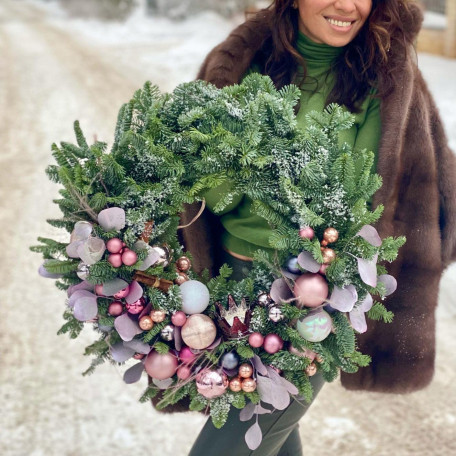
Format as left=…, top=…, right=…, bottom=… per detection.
left=121, top=249, right=138, bottom=266
left=144, top=351, right=178, bottom=380
left=294, top=273, right=328, bottom=308
left=108, top=301, right=123, bottom=316
left=108, top=253, right=122, bottom=268
left=263, top=334, right=284, bottom=354
left=171, top=311, right=187, bottom=327
left=106, top=238, right=123, bottom=254
left=248, top=332, right=264, bottom=348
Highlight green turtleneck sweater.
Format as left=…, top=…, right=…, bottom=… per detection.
left=204, top=32, right=381, bottom=258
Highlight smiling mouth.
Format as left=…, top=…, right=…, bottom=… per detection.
left=325, top=17, right=355, bottom=27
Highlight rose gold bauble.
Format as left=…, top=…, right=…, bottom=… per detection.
left=108, top=253, right=122, bottom=268
left=248, top=332, right=264, bottom=348
left=150, top=309, right=167, bottom=323
left=305, top=363, right=317, bottom=377
left=174, top=272, right=189, bottom=285
left=229, top=377, right=242, bottom=392
left=181, top=314, right=217, bottom=349
left=293, top=273, right=328, bottom=308
left=139, top=315, right=154, bottom=331
left=238, top=363, right=254, bottom=378
left=319, top=264, right=329, bottom=275
left=321, top=248, right=336, bottom=264
left=323, top=227, right=339, bottom=244
left=299, top=226, right=314, bottom=239
left=108, top=301, right=123, bottom=316
left=121, top=249, right=138, bottom=266
left=196, top=369, right=229, bottom=399
left=177, top=365, right=192, bottom=380
left=263, top=334, right=284, bottom=354
left=171, top=311, right=187, bottom=327
left=241, top=378, right=257, bottom=393
left=144, top=351, right=178, bottom=380
left=176, top=256, right=191, bottom=272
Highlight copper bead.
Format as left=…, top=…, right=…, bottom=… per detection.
left=241, top=377, right=257, bottom=393
left=322, top=248, right=336, bottom=264
left=139, top=315, right=154, bottom=331
left=238, top=363, right=253, bottom=378
left=150, top=309, right=167, bottom=323
left=176, top=256, right=191, bottom=272
left=174, top=272, right=189, bottom=285
left=229, top=377, right=242, bottom=392
left=323, top=227, right=339, bottom=244
left=305, top=363, right=317, bottom=377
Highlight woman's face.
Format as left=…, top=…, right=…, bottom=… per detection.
left=297, top=0, right=373, bottom=47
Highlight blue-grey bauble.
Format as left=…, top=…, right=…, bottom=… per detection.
left=220, top=352, right=240, bottom=370
left=286, top=257, right=300, bottom=274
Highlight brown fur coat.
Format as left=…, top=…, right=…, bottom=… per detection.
left=154, top=3, right=456, bottom=411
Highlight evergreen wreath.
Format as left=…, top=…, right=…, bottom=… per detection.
left=32, top=74, right=405, bottom=450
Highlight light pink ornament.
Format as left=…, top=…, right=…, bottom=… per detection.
left=122, top=250, right=138, bottom=266
left=319, top=264, right=329, bottom=275
left=106, top=238, right=123, bottom=254
left=263, top=334, right=284, bottom=354
left=95, top=284, right=105, bottom=296
left=177, top=365, right=192, bottom=380
left=171, top=311, right=187, bottom=327
left=294, top=273, right=328, bottom=308
left=248, top=332, right=264, bottom=348
left=126, top=297, right=145, bottom=315
left=113, top=284, right=130, bottom=299
left=196, top=369, right=228, bottom=399
left=144, top=351, right=178, bottom=380
left=299, top=226, right=314, bottom=239
left=179, top=347, right=196, bottom=364
left=108, top=253, right=122, bottom=268
left=108, top=301, right=124, bottom=316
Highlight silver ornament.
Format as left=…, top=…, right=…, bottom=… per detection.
left=160, top=324, right=175, bottom=341
left=257, top=292, right=274, bottom=307
left=76, top=262, right=90, bottom=280
left=151, top=245, right=170, bottom=267
left=286, top=256, right=300, bottom=274
left=268, top=306, right=284, bottom=323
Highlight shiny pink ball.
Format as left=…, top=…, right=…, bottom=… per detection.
left=171, top=311, right=187, bottom=327
left=121, top=250, right=138, bottom=266
left=263, top=334, right=284, bottom=354
left=108, top=253, right=122, bottom=268
left=95, top=284, right=105, bottom=296
left=248, top=332, right=264, bottom=348
left=126, top=297, right=145, bottom=315
left=179, top=347, right=196, bottom=364
left=144, top=351, right=178, bottom=380
left=113, top=284, right=130, bottom=299
left=299, top=226, right=314, bottom=239
left=108, top=301, right=123, bottom=316
left=106, top=238, right=123, bottom=254
left=196, top=369, right=229, bottom=399
left=294, top=273, right=328, bottom=308
left=177, top=365, right=192, bottom=380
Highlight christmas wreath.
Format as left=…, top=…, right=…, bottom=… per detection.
left=32, top=75, right=405, bottom=450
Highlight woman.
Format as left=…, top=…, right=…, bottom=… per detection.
left=173, top=1, right=456, bottom=454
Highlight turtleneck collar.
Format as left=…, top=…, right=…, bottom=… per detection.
left=296, top=31, right=344, bottom=69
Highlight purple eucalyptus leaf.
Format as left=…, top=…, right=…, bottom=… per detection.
left=255, top=404, right=272, bottom=415
left=102, top=278, right=129, bottom=296
left=245, top=422, right=263, bottom=451
left=360, top=293, right=374, bottom=312
left=252, top=354, right=268, bottom=376
left=297, top=251, right=321, bottom=273
left=174, top=326, right=182, bottom=351
left=137, top=249, right=160, bottom=271
left=73, top=296, right=98, bottom=321
left=123, top=362, right=145, bottom=384
left=239, top=402, right=256, bottom=422
left=67, top=280, right=94, bottom=297
left=77, top=237, right=106, bottom=265
left=99, top=325, right=113, bottom=333
left=38, top=261, right=63, bottom=279
left=66, top=240, right=83, bottom=259
left=357, top=225, right=382, bottom=247
left=110, top=342, right=135, bottom=362
left=265, top=367, right=291, bottom=409
left=125, top=281, right=143, bottom=304
left=114, top=313, right=142, bottom=341
left=378, top=274, right=397, bottom=296
left=357, top=256, right=378, bottom=287
left=223, top=368, right=239, bottom=377
left=270, top=278, right=293, bottom=304
left=329, top=285, right=358, bottom=312
left=123, top=339, right=151, bottom=355
left=280, top=268, right=300, bottom=280
left=206, top=337, right=221, bottom=350
left=153, top=378, right=174, bottom=389
left=98, top=207, right=126, bottom=231
left=70, top=221, right=93, bottom=242
left=349, top=306, right=368, bottom=333
left=256, top=376, right=276, bottom=405
left=68, top=290, right=96, bottom=309
left=280, top=377, right=299, bottom=395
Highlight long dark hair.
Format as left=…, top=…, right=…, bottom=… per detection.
left=256, top=0, right=417, bottom=112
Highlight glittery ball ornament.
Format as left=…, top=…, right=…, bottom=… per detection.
left=286, top=257, right=300, bottom=274
left=160, top=324, right=175, bottom=341
left=76, top=262, right=90, bottom=280
left=196, top=369, right=229, bottom=399
left=241, top=378, right=257, bottom=393
left=139, top=315, right=154, bottom=331
left=305, top=363, right=317, bottom=376
left=150, top=309, right=167, bottom=323
left=106, top=238, right=123, bottom=254
left=238, top=363, right=253, bottom=378
left=297, top=309, right=332, bottom=342
left=299, top=226, right=314, bottom=239
left=321, top=248, right=336, bottom=264
left=151, top=245, right=170, bottom=267
left=180, top=280, right=210, bottom=315
left=144, top=351, right=178, bottom=380
left=113, top=284, right=130, bottom=299
left=248, top=332, right=264, bottom=348
left=263, top=334, right=284, bottom=354
left=229, top=377, right=242, bottom=392
left=126, top=297, right=145, bottom=315
left=171, top=311, right=187, bottom=327
left=176, top=256, right=191, bottom=272
left=323, top=227, right=339, bottom=244
left=181, top=314, right=217, bottom=349
left=293, top=273, right=328, bottom=308
left=268, top=306, right=284, bottom=323
left=257, top=292, right=274, bottom=307
left=174, top=272, right=189, bottom=285
left=121, top=249, right=138, bottom=266
left=220, top=352, right=240, bottom=370
left=108, top=301, right=123, bottom=317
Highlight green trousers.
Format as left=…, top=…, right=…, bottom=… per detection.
left=189, top=252, right=325, bottom=456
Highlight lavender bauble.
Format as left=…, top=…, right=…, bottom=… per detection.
left=180, top=280, right=210, bottom=314
left=293, top=273, right=328, bottom=308
left=297, top=309, right=332, bottom=342
left=196, top=369, right=228, bottom=399
left=144, top=351, right=178, bottom=380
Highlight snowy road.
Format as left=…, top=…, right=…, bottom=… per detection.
left=1, top=1, right=455, bottom=455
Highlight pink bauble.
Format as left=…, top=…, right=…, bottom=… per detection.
left=144, top=351, right=178, bottom=380
left=196, top=369, right=228, bottom=399
left=263, top=334, right=284, bottom=354
left=108, top=253, right=122, bottom=268
left=288, top=344, right=316, bottom=361
left=121, top=250, right=138, bottom=266
left=299, top=226, right=314, bottom=239
left=171, top=311, right=187, bottom=327
left=248, top=332, right=264, bottom=348
left=319, top=264, right=329, bottom=275
left=106, top=238, right=123, bottom=254
left=179, top=347, right=196, bottom=364
left=177, top=365, right=192, bottom=380
left=294, top=273, right=328, bottom=308
left=113, top=284, right=130, bottom=299
left=108, top=301, right=123, bottom=316
left=95, top=284, right=105, bottom=296
left=126, top=297, right=145, bottom=315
